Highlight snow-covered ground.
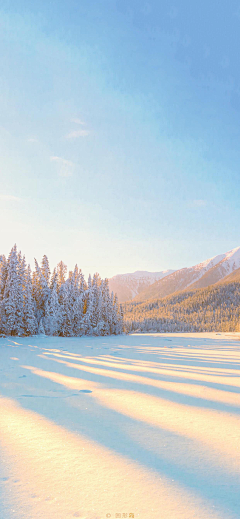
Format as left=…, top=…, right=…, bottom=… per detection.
left=1, top=332, right=240, bottom=519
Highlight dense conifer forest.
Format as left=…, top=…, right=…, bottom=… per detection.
left=2, top=245, right=240, bottom=337
left=124, top=282, right=240, bottom=333
left=0, top=245, right=123, bottom=337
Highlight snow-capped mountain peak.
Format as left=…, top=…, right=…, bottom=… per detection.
left=130, top=246, right=240, bottom=302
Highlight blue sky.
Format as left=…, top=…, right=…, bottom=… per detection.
left=1, top=1, right=240, bottom=278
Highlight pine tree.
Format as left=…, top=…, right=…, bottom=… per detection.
left=32, top=258, right=50, bottom=331
left=0, top=255, right=7, bottom=303
left=44, top=277, right=60, bottom=336
left=17, top=252, right=26, bottom=330
left=84, top=274, right=93, bottom=334
left=0, top=245, right=124, bottom=337
left=38, top=318, right=45, bottom=335
left=41, top=255, right=51, bottom=284
left=112, top=294, right=120, bottom=334
left=58, top=278, right=73, bottom=336
left=0, top=255, right=8, bottom=333
left=50, top=268, right=58, bottom=290
left=101, top=279, right=111, bottom=335
left=24, top=265, right=37, bottom=335
left=1, top=245, right=24, bottom=335
left=57, top=261, right=67, bottom=292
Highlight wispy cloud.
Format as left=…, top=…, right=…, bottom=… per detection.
left=0, top=194, right=22, bottom=201
left=66, top=129, right=90, bottom=139
left=190, top=199, right=207, bottom=207
left=50, top=156, right=74, bottom=177
left=27, top=137, right=39, bottom=143
left=71, top=118, right=85, bottom=125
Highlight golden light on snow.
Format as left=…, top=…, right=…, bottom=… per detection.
left=1, top=333, right=240, bottom=518
left=0, top=396, right=220, bottom=519
left=40, top=348, right=240, bottom=382
left=22, top=362, right=240, bottom=475
left=22, top=365, right=101, bottom=392
left=38, top=351, right=240, bottom=402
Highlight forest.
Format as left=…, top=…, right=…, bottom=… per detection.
left=124, top=282, right=240, bottom=333
left=0, top=245, right=123, bottom=337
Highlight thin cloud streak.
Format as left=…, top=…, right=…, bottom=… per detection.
left=65, top=129, right=90, bottom=139
left=50, top=156, right=74, bottom=177
left=71, top=118, right=85, bottom=125
left=27, top=137, right=39, bottom=143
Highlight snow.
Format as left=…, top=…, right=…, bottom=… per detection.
left=109, top=270, right=175, bottom=300
left=220, top=246, right=240, bottom=273
left=110, top=270, right=175, bottom=281
left=1, top=332, right=240, bottom=519
left=190, top=246, right=240, bottom=277
left=170, top=245, right=240, bottom=292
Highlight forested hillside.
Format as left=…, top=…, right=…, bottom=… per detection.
left=124, top=281, right=240, bottom=332
left=0, top=245, right=123, bottom=337
left=132, top=246, right=240, bottom=303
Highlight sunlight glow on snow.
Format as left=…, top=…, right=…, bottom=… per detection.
left=1, top=333, right=240, bottom=518
left=21, top=347, right=240, bottom=475
left=0, top=396, right=219, bottom=519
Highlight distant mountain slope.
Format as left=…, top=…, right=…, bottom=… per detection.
left=108, top=270, right=175, bottom=303
left=124, top=278, right=240, bottom=333
left=133, top=246, right=240, bottom=302
left=186, top=247, right=240, bottom=290
left=216, top=266, right=240, bottom=284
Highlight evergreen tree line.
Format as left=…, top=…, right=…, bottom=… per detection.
left=124, top=282, right=240, bottom=333
left=0, top=245, right=124, bottom=337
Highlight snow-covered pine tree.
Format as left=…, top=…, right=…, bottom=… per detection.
left=50, top=268, right=57, bottom=290
left=84, top=273, right=102, bottom=335
left=0, top=255, right=8, bottom=333
left=58, top=275, right=74, bottom=337
left=109, top=292, right=123, bottom=334
left=0, top=245, right=124, bottom=337
left=57, top=261, right=67, bottom=292
left=32, top=258, right=50, bottom=333
left=17, top=252, right=27, bottom=333
left=101, top=279, right=111, bottom=335
left=23, top=265, right=38, bottom=335
left=83, top=274, right=93, bottom=334
left=1, top=245, right=24, bottom=335
left=41, top=255, right=51, bottom=284
left=38, top=318, right=45, bottom=335
left=92, top=273, right=102, bottom=334
left=72, top=269, right=87, bottom=336
left=70, top=265, right=81, bottom=336
left=108, top=291, right=115, bottom=334
left=118, top=303, right=124, bottom=333
left=95, top=280, right=106, bottom=335
left=44, top=275, right=60, bottom=336
left=0, top=255, right=7, bottom=302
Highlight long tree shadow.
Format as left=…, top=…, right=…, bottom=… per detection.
left=11, top=367, right=240, bottom=519
left=35, top=352, right=240, bottom=416
left=2, top=334, right=240, bottom=518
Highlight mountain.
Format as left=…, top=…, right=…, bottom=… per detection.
left=184, top=247, right=240, bottom=290
left=216, top=265, right=240, bottom=284
left=124, top=279, right=240, bottom=333
left=133, top=246, right=240, bottom=302
left=108, top=270, right=175, bottom=303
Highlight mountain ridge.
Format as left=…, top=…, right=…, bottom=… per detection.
left=108, top=269, right=175, bottom=303
left=132, top=246, right=240, bottom=302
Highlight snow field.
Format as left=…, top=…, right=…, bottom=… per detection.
left=0, top=332, right=240, bottom=519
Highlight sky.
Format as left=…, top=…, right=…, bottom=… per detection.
left=1, top=0, right=240, bottom=278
